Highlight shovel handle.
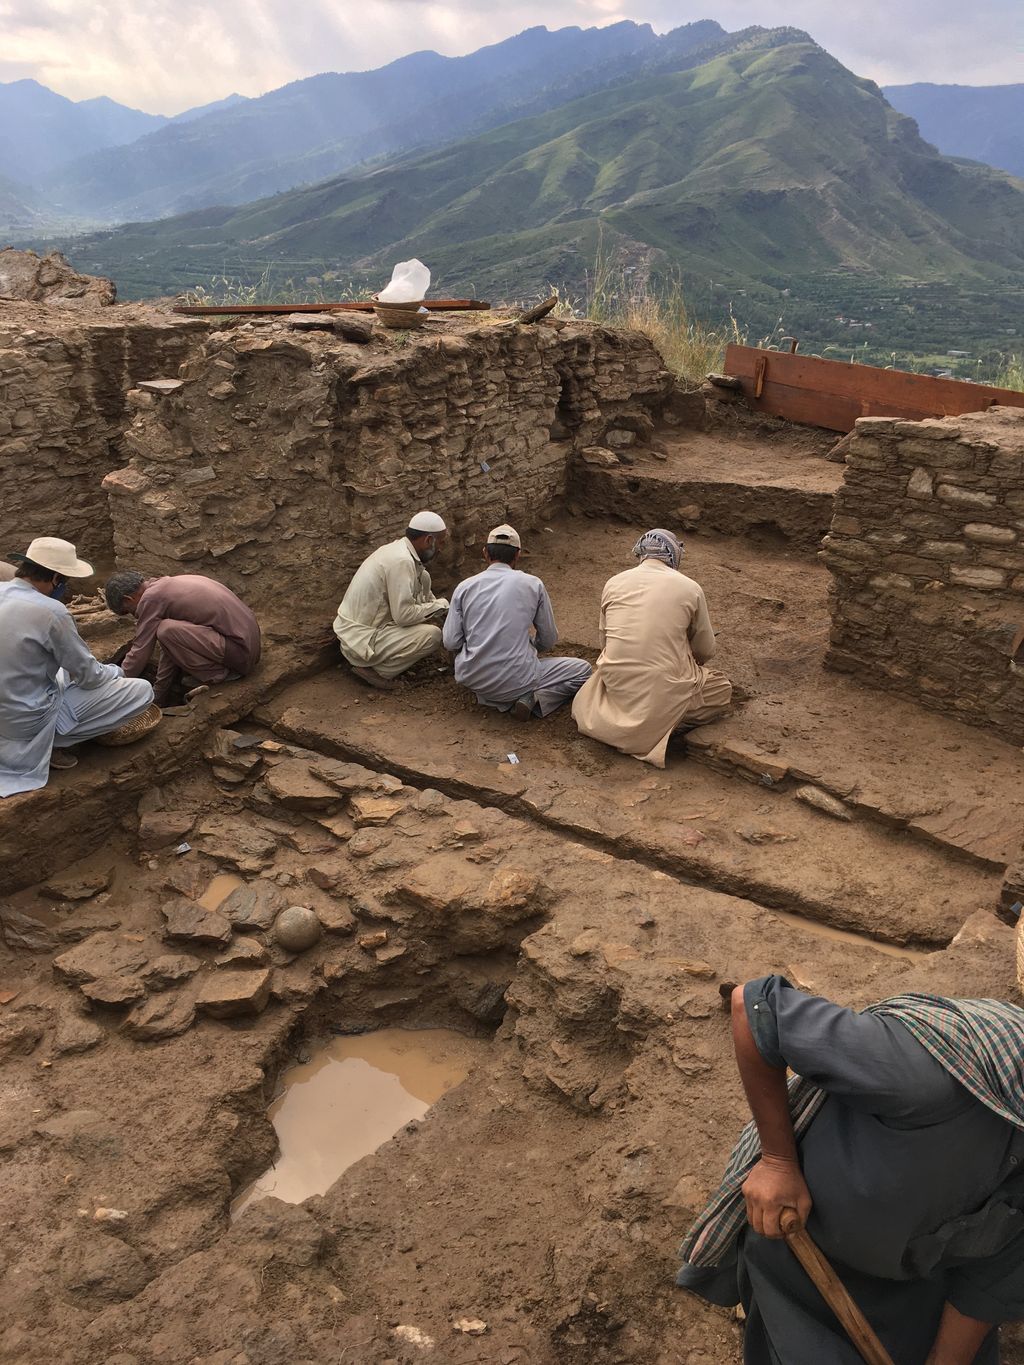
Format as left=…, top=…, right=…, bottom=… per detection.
left=780, top=1210, right=895, bottom=1365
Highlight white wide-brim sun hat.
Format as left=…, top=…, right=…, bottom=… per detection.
left=24, top=537, right=94, bottom=577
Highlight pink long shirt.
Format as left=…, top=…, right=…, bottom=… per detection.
left=121, top=575, right=261, bottom=682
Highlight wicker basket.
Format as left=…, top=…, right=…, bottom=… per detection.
left=1017, top=914, right=1024, bottom=997
left=373, top=300, right=428, bottom=330
left=94, top=701, right=162, bottom=747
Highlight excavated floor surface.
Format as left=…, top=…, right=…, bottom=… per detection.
left=1, top=502, right=1023, bottom=1363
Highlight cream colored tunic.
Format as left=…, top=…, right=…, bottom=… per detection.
left=333, top=537, right=449, bottom=675
left=572, top=559, right=721, bottom=768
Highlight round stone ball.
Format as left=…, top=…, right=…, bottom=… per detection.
left=273, top=905, right=322, bottom=952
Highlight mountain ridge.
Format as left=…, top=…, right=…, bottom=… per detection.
left=883, top=82, right=1024, bottom=178
left=56, top=33, right=1024, bottom=302
left=36, top=21, right=744, bottom=221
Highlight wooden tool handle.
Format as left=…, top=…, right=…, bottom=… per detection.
left=780, top=1210, right=895, bottom=1365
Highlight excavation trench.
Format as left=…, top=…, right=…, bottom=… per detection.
left=243, top=717, right=942, bottom=955
left=1, top=679, right=1018, bottom=1365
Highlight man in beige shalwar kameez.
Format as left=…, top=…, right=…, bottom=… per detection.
left=572, top=529, right=731, bottom=767
left=333, top=511, right=450, bottom=690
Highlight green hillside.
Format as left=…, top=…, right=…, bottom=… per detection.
left=43, top=32, right=1024, bottom=355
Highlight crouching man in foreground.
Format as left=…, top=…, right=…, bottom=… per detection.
left=105, top=569, right=261, bottom=706
left=334, top=511, right=450, bottom=691
left=677, top=974, right=1024, bottom=1363
left=0, top=538, right=156, bottom=795
left=443, top=524, right=591, bottom=719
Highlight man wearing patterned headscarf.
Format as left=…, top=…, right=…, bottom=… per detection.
left=571, top=528, right=731, bottom=766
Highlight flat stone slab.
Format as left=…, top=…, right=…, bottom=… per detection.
left=53, top=1009, right=105, bottom=1056
left=160, top=898, right=233, bottom=947
left=195, top=967, right=272, bottom=1018
left=193, top=816, right=279, bottom=872
left=215, top=936, right=270, bottom=967
left=221, top=880, right=285, bottom=932
left=141, top=953, right=201, bottom=989
left=262, top=759, right=344, bottom=811
left=38, top=868, right=113, bottom=901
left=81, top=975, right=146, bottom=1008
left=1, top=907, right=58, bottom=952
left=53, top=933, right=149, bottom=984
left=122, top=990, right=196, bottom=1040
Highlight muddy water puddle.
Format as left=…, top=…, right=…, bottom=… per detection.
left=199, top=873, right=244, bottom=910
left=232, top=1028, right=488, bottom=1218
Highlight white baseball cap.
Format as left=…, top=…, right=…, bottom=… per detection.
left=23, top=537, right=93, bottom=577
left=487, top=524, right=521, bottom=550
left=408, top=511, right=447, bottom=534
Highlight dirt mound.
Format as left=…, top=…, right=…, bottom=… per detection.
left=0, top=246, right=116, bottom=305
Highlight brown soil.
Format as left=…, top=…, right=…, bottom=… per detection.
left=1, top=478, right=1022, bottom=1364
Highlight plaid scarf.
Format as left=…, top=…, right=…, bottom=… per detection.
left=632, top=529, right=682, bottom=569
left=678, top=993, right=1024, bottom=1269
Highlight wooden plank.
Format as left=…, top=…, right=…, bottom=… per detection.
left=173, top=299, right=490, bottom=317
left=724, top=344, right=1024, bottom=433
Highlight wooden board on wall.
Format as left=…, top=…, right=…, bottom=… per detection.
left=724, top=344, right=1024, bottom=433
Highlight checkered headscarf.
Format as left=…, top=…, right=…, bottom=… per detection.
left=633, top=528, right=682, bottom=568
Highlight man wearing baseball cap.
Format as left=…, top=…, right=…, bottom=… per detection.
left=0, top=537, right=157, bottom=796
left=443, top=524, right=591, bottom=719
left=333, top=512, right=450, bottom=689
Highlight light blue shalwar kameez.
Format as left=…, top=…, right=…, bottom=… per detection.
left=442, top=563, right=591, bottom=716
left=0, top=580, right=154, bottom=797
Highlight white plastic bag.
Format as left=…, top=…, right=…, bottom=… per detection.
left=377, top=258, right=430, bottom=304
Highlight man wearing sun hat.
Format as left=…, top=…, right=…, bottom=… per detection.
left=333, top=511, right=450, bottom=689
left=442, top=524, right=591, bottom=719
left=0, top=537, right=157, bottom=796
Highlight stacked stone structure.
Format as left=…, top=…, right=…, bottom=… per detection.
left=825, top=407, right=1024, bottom=742
left=0, top=303, right=205, bottom=563
left=103, top=318, right=673, bottom=629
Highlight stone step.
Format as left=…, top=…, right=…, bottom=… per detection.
left=255, top=672, right=1002, bottom=948
left=569, top=427, right=842, bottom=552
left=523, top=518, right=1024, bottom=877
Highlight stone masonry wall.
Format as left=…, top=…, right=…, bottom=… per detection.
left=0, top=302, right=206, bottom=565
left=103, top=317, right=672, bottom=632
left=825, top=407, right=1024, bottom=742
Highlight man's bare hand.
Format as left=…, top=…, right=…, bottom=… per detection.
left=742, top=1154, right=812, bottom=1238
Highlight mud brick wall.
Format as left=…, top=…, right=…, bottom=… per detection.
left=0, top=305, right=205, bottom=564
left=104, top=318, right=672, bottom=632
left=825, top=407, right=1024, bottom=742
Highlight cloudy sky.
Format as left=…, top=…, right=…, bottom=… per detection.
left=1, top=0, right=1020, bottom=114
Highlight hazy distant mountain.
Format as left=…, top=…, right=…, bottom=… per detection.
left=170, top=93, right=249, bottom=125
left=61, top=32, right=1024, bottom=303
left=0, top=172, right=49, bottom=235
left=884, top=83, right=1024, bottom=179
left=40, top=21, right=733, bottom=221
left=0, top=80, right=166, bottom=183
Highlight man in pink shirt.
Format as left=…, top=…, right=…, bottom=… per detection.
left=105, top=570, right=261, bottom=706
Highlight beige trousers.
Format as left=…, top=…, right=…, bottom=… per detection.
left=678, top=669, right=733, bottom=728
left=358, top=623, right=443, bottom=679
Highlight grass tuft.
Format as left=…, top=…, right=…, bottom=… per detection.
left=554, top=233, right=730, bottom=385
left=997, top=354, right=1024, bottom=393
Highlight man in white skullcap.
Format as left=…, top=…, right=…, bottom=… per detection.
left=443, top=524, right=591, bottom=719
left=333, top=512, right=450, bottom=689
left=0, top=538, right=157, bottom=796
left=572, top=528, right=731, bottom=766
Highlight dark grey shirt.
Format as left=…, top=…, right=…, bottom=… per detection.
left=746, top=975, right=1024, bottom=1322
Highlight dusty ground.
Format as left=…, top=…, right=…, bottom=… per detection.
left=1, top=441, right=1022, bottom=1364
